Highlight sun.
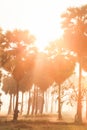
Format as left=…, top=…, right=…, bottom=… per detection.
left=35, top=41, right=48, bottom=52
left=0, top=0, right=64, bottom=52
left=34, top=25, right=63, bottom=52
left=32, top=18, right=63, bottom=52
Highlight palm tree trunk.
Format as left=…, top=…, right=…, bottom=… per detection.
left=75, top=58, right=82, bottom=123
left=13, top=94, right=15, bottom=112
left=51, top=94, right=54, bottom=113
left=20, top=92, right=24, bottom=115
left=13, top=82, right=19, bottom=121
left=35, top=87, right=38, bottom=115
left=31, top=86, right=35, bottom=115
left=45, top=91, right=48, bottom=113
left=27, top=90, right=31, bottom=115
left=58, top=84, right=62, bottom=120
left=8, top=94, right=12, bottom=115
left=40, top=92, right=44, bottom=114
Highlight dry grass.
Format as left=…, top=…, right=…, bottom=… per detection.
left=0, top=121, right=87, bottom=130
left=0, top=115, right=87, bottom=130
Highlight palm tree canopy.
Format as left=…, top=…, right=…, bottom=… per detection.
left=61, top=5, right=87, bottom=56
left=32, top=53, right=54, bottom=92
left=2, top=76, right=17, bottom=95
left=2, top=29, right=36, bottom=82
left=51, top=55, right=75, bottom=85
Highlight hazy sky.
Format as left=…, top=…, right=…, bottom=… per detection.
left=0, top=0, right=87, bottom=113
left=0, top=0, right=87, bottom=48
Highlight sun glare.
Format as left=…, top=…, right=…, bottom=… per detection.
left=33, top=23, right=63, bottom=52
left=1, top=0, right=87, bottom=122
left=35, top=41, right=47, bottom=52
left=0, top=0, right=65, bottom=52
left=0, top=0, right=86, bottom=52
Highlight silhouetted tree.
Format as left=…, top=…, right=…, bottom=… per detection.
left=51, top=54, right=75, bottom=119
left=31, top=52, right=54, bottom=114
left=2, top=29, right=35, bottom=120
left=61, top=5, right=87, bottom=123
left=2, top=76, right=17, bottom=114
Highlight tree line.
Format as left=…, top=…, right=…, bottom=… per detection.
left=0, top=4, right=87, bottom=123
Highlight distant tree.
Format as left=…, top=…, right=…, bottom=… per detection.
left=0, top=28, right=7, bottom=83
left=51, top=78, right=77, bottom=114
left=33, top=54, right=53, bottom=91
left=2, top=75, right=17, bottom=114
left=31, top=52, right=54, bottom=114
left=80, top=76, right=87, bottom=120
left=19, top=71, right=33, bottom=115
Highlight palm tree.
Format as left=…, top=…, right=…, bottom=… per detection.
left=51, top=54, right=75, bottom=119
left=31, top=52, right=54, bottom=114
left=2, top=75, right=17, bottom=114
left=2, top=29, right=36, bottom=120
left=33, top=52, right=53, bottom=89
left=19, top=71, right=33, bottom=115
left=61, top=5, right=87, bottom=123
left=47, top=40, right=76, bottom=119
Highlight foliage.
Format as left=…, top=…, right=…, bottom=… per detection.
left=0, top=29, right=34, bottom=72
left=60, top=4, right=87, bottom=123
left=61, top=5, right=87, bottom=57
left=32, top=52, right=54, bottom=92
left=2, top=75, right=17, bottom=95
left=51, top=55, right=75, bottom=85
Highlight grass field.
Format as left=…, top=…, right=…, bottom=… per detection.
left=0, top=121, right=87, bottom=130
left=0, top=115, right=87, bottom=130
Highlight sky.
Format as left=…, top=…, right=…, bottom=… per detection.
left=0, top=0, right=87, bottom=49
left=0, top=0, right=87, bottom=114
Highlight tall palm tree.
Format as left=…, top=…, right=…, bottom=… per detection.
left=51, top=54, right=75, bottom=119
left=19, top=71, right=33, bottom=115
left=47, top=40, right=76, bottom=119
left=60, top=5, right=87, bottom=123
left=32, top=52, right=54, bottom=114
left=33, top=52, right=53, bottom=90
left=2, top=29, right=36, bottom=120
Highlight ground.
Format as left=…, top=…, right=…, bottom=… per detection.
left=0, top=114, right=87, bottom=130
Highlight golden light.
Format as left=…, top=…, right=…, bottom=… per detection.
left=0, top=0, right=87, bottom=116
left=35, top=41, right=48, bottom=52
left=0, top=0, right=65, bottom=52
left=0, top=0, right=86, bottom=52
left=33, top=24, right=63, bottom=51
